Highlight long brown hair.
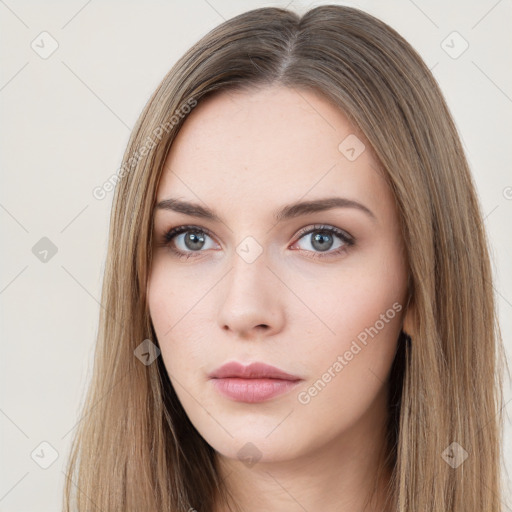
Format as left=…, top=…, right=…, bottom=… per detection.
left=63, top=5, right=506, bottom=511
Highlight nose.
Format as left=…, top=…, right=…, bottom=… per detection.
left=217, top=252, right=285, bottom=340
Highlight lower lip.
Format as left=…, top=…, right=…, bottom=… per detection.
left=211, top=378, right=300, bottom=403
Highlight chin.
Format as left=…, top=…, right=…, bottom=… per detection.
left=193, top=416, right=317, bottom=466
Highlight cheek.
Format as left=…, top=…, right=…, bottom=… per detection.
left=298, top=258, right=406, bottom=419
left=147, top=263, right=202, bottom=376
left=304, top=287, right=403, bottom=389
left=291, top=295, right=404, bottom=449
left=308, top=255, right=405, bottom=346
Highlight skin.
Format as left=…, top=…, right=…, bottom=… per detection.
left=147, top=85, right=411, bottom=512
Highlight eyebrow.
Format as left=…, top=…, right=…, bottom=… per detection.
left=154, top=196, right=376, bottom=223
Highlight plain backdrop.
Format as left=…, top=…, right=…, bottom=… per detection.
left=0, top=1, right=511, bottom=510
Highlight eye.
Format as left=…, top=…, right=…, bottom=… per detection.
left=290, top=224, right=354, bottom=259
left=160, top=225, right=218, bottom=260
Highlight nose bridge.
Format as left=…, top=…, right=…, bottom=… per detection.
left=228, top=248, right=269, bottom=301
left=217, top=245, right=284, bottom=336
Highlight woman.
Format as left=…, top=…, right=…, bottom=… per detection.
left=63, top=5, right=506, bottom=511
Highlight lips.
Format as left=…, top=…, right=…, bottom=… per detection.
left=208, top=361, right=302, bottom=403
left=209, top=361, right=301, bottom=380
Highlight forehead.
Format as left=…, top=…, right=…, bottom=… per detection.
left=157, top=85, right=390, bottom=219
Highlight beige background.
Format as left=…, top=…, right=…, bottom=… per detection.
left=1, top=0, right=511, bottom=510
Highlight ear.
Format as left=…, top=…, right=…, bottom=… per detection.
left=402, top=299, right=415, bottom=338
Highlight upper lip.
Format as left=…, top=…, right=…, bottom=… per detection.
left=208, top=361, right=302, bottom=381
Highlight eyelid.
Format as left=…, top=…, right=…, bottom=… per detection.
left=293, top=224, right=354, bottom=244
left=163, top=224, right=219, bottom=246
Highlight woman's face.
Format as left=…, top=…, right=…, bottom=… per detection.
left=148, top=85, right=409, bottom=464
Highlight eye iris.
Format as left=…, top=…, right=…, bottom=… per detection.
left=184, top=231, right=206, bottom=250
left=311, top=231, right=333, bottom=252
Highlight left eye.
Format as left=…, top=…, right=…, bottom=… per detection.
left=291, top=224, right=354, bottom=255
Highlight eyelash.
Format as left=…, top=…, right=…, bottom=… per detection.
left=159, top=224, right=355, bottom=261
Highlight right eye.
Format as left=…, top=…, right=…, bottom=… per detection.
left=161, top=225, right=219, bottom=259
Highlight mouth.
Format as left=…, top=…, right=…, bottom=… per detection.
left=208, top=361, right=303, bottom=403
